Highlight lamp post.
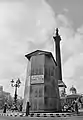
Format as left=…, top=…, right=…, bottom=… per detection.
left=11, top=78, right=21, bottom=109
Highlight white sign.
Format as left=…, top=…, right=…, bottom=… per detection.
left=31, top=75, right=44, bottom=84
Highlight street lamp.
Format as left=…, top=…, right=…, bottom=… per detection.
left=11, top=78, right=21, bottom=109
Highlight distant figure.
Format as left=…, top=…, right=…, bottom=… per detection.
left=19, top=104, right=22, bottom=112
left=64, top=104, right=68, bottom=111
left=3, top=102, right=7, bottom=113
left=74, top=100, right=79, bottom=114
left=71, top=101, right=75, bottom=112
left=26, top=102, right=30, bottom=116
left=78, top=96, right=82, bottom=103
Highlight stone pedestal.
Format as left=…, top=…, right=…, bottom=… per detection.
left=23, top=50, right=61, bottom=112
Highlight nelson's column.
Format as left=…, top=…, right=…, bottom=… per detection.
left=53, top=28, right=66, bottom=97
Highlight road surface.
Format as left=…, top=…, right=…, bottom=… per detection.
left=0, top=116, right=83, bottom=120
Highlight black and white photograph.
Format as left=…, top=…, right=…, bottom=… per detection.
left=0, top=0, right=83, bottom=120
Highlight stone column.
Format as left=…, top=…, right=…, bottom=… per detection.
left=53, top=28, right=62, bottom=81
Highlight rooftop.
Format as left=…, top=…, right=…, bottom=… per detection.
left=25, top=49, right=57, bottom=66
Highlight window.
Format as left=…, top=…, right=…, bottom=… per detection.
left=34, top=89, right=38, bottom=97
left=34, top=99, right=37, bottom=110
left=39, top=88, right=43, bottom=97
left=45, top=97, right=48, bottom=106
left=51, top=67, right=54, bottom=76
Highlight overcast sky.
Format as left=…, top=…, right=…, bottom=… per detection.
left=0, top=0, right=83, bottom=97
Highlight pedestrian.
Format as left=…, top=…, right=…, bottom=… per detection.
left=26, top=102, right=30, bottom=116
left=75, top=100, right=79, bottom=115
left=71, top=101, right=75, bottom=112
left=3, top=102, right=7, bottom=113
left=19, top=104, right=22, bottom=112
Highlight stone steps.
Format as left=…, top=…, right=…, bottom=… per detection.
left=0, top=112, right=72, bottom=117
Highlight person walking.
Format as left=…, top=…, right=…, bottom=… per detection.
left=3, top=102, right=7, bottom=113
left=74, top=100, right=79, bottom=115
left=19, top=104, right=22, bottom=112
left=26, top=102, right=31, bottom=116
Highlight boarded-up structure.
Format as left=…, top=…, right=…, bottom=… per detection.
left=23, top=50, right=61, bottom=112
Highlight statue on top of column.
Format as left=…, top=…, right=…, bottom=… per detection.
left=56, top=28, right=59, bottom=36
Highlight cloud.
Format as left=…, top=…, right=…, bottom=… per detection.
left=63, top=54, right=83, bottom=94
left=63, top=8, right=69, bottom=13
left=0, top=0, right=56, bottom=97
